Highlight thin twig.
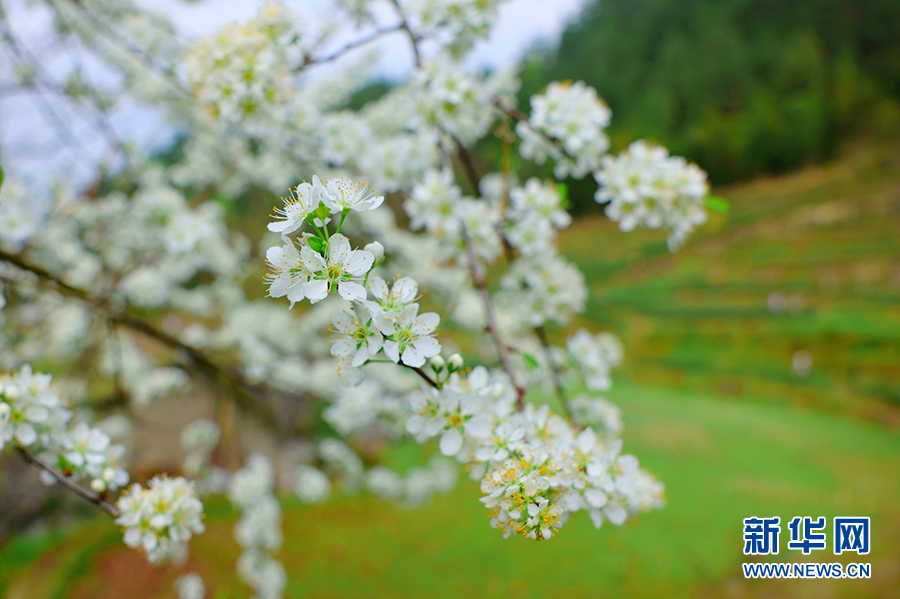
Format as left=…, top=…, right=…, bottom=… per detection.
left=492, top=98, right=576, bottom=162
left=451, top=133, right=482, bottom=193
left=534, top=325, right=574, bottom=422
left=17, top=447, right=119, bottom=516
left=408, top=365, right=439, bottom=389
left=300, top=24, right=404, bottom=70
left=55, top=0, right=190, bottom=99
left=459, top=223, right=525, bottom=410
left=387, top=0, right=421, bottom=67
left=0, top=9, right=98, bottom=164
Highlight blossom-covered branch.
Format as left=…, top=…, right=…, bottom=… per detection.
left=459, top=222, right=526, bottom=409
left=0, top=1, right=717, bottom=592
left=0, top=249, right=300, bottom=434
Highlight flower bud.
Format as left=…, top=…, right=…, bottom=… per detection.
left=447, top=353, right=463, bottom=371
left=430, top=356, right=445, bottom=372
left=364, top=241, right=384, bottom=262
left=90, top=478, right=107, bottom=493
left=103, top=467, right=118, bottom=482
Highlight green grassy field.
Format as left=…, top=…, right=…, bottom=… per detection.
left=2, top=382, right=898, bottom=598
left=2, top=140, right=899, bottom=597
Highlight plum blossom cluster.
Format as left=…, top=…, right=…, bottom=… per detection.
left=517, top=81, right=612, bottom=179
left=498, top=252, right=587, bottom=328
left=564, top=329, right=624, bottom=392
left=404, top=367, right=664, bottom=540
left=505, top=178, right=572, bottom=256
left=267, top=175, right=443, bottom=372
left=567, top=395, right=623, bottom=438
left=407, top=0, right=504, bottom=52
left=115, top=476, right=205, bottom=564
left=594, top=140, right=710, bottom=250
left=0, top=367, right=128, bottom=493
left=260, top=168, right=668, bottom=541
left=0, top=366, right=205, bottom=566
left=412, top=57, right=502, bottom=146
left=184, top=3, right=307, bottom=125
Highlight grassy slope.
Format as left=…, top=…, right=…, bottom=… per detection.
left=561, top=138, right=900, bottom=426
left=1, top=383, right=898, bottom=598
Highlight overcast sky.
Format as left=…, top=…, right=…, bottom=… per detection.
left=1, top=0, right=590, bottom=188
left=151, top=0, right=589, bottom=74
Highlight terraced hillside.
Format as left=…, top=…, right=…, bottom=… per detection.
left=561, top=138, right=900, bottom=426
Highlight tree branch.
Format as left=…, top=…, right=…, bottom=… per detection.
left=17, top=447, right=119, bottom=517
left=458, top=223, right=525, bottom=410
left=408, top=365, right=439, bottom=389
left=387, top=0, right=421, bottom=68
left=491, top=98, right=577, bottom=162
left=300, top=24, right=404, bottom=70
left=0, top=249, right=298, bottom=435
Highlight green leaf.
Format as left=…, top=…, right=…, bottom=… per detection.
left=0, top=163, right=4, bottom=192
left=556, top=183, right=570, bottom=209
left=211, top=193, right=229, bottom=208
left=308, top=236, right=327, bottom=255
left=312, top=203, right=331, bottom=221
left=522, top=352, right=540, bottom=371
left=705, top=195, right=731, bottom=213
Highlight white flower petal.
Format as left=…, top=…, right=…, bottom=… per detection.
left=439, top=428, right=463, bottom=456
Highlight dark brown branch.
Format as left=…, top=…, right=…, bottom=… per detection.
left=17, top=447, right=119, bottom=516
left=452, top=134, right=482, bottom=194
left=408, top=365, right=439, bottom=389
left=458, top=223, right=525, bottom=410
left=0, top=249, right=294, bottom=434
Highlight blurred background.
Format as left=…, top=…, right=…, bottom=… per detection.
left=1, top=0, right=900, bottom=597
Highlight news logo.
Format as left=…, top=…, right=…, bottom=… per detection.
left=787, top=516, right=826, bottom=555
left=741, top=516, right=872, bottom=579
left=834, top=517, right=870, bottom=555
left=743, top=517, right=781, bottom=555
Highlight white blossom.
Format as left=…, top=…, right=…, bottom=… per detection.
left=301, top=234, right=374, bottom=303
left=0, top=366, right=71, bottom=450
left=265, top=240, right=309, bottom=308
left=379, top=304, right=441, bottom=368
left=268, top=182, right=321, bottom=235
left=329, top=306, right=383, bottom=367
left=115, top=476, right=205, bottom=564
left=294, top=464, right=331, bottom=504
left=176, top=574, right=206, bottom=599
left=566, top=330, right=624, bottom=391
left=518, top=81, right=611, bottom=178
left=314, top=175, right=384, bottom=213
left=594, top=140, right=709, bottom=250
